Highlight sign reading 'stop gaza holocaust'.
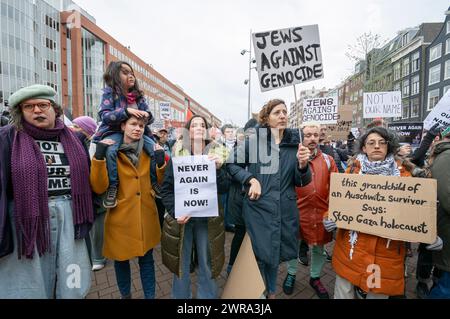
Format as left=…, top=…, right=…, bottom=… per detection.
left=252, top=25, right=323, bottom=92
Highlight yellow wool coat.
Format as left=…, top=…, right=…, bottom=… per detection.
left=90, top=152, right=165, bottom=261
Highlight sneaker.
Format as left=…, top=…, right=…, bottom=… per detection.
left=92, top=263, right=105, bottom=271
left=298, top=253, right=309, bottom=266
left=282, top=273, right=296, bottom=295
left=103, top=185, right=118, bottom=208
left=416, top=282, right=430, bottom=299
left=309, top=278, right=330, bottom=299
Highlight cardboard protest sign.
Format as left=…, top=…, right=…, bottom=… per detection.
left=159, top=101, right=171, bottom=120
left=423, top=90, right=450, bottom=130
left=363, top=92, right=401, bottom=118
left=388, top=122, right=423, bottom=149
left=327, top=105, right=353, bottom=140
left=221, top=233, right=266, bottom=299
left=302, top=96, right=338, bottom=124
left=328, top=173, right=436, bottom=244
left=173, top=155, right=218, bottom=218
left=252, top=25, right=323, bottom=92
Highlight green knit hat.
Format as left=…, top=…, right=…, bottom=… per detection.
left=8, top=85, right=57, bottom=109
left=442, top=126, right=450, bottom=138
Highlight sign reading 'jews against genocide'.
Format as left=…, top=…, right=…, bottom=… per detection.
left=252, top=25, right=323, bottom=92
left=159, top=102, right=171, bottom=120
left=423, top=89, right=450, bottom=130
left=302, top=96, right=338, bottom=124
left=328, top=173, right=437, bottom=244
left=363, top=92, right=402, bottom=118
left=327, top=105, right=353, bottom=140
left=173, top=155, right=218, bottom=218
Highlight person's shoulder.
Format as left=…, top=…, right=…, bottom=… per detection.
left=0, top=124, right=15, bottom=136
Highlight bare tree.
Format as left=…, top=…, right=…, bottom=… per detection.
left=346, top=32, right=385, bottom=62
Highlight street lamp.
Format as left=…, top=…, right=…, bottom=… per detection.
left=241, top=29, right=256, bottom=120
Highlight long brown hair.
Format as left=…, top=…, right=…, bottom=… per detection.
left=103, top=61, right=144, bottom=101
left=258, top=99, right=286, bottom=127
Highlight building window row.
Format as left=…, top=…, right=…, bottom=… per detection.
left=0, top=62, right=32, bottom=81
left=44, top=59, right=57, bottom=73
left=45, top=37, right=57, bottom=50
left=0, top=2, right=26, bottom=25
left=430, top=43, right=442, bottom=62
left=45, top=14, right=60, bottom=32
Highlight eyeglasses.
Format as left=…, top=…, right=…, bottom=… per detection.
left=365, top=140, right=388, bottom=147
left=21, top=102, right=52, bottom=112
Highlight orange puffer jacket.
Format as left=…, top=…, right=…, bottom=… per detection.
left=332, top=159, right=411, bottom=296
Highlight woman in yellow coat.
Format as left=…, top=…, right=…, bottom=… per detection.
left=90, top=115, right=166, bottom=299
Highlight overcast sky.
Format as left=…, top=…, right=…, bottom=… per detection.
left=73, top=0, right=449, bottom=127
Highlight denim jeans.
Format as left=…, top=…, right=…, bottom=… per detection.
left=428, top=271, right=450, bottom=299
left=0, top=196, right=91, bottom=299
left=257, top=261, right=279, bottom=295
left=105, top=133, right=156, bottom=187
left=89, top=212, right=106, bottom=265
left=172, top=218, right=218, bottom=299
left=114, top=249, right=155, bottom=299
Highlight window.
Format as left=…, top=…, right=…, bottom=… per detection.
left=402, top=101, right=409, bottom=119
left=427, top=89, right=440, bottom=111
left=430, top=44, right=442, bottom=62
left=394, top=63, right=401, bottom=80
left=411, top=98, right=419, bottom=118
left=403, top=58, right=410, bottom=77
left=429, top=65, right=441, bottom=85
left=447, top=21, right=450, bottom=34
left=411, top=75, right=420, bottom=95
left=393, top=83, right=401, bottom=93
left=411, top=52, right=420, bottom=72
left=402, top=33, right=409, bottom=46
left=444, top=85, right=450, bottom=95
left=447, top=38, right=450, bottom=55
left=445, top=60, right=450, bottom=80
left=403, top=79, right=410, bottom=97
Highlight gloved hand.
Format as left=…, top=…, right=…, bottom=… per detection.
left=426, top=236, right=443, bottom=251
left=94, top=142, right=109, bottom=160
left=155, top=149, right=165, bottom=167
left=323, top=219, right=337, bottom=232
left=347, top=132, right=355, bottom=141
left=428, top=123, right=442, bottom=137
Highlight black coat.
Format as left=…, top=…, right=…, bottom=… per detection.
left=227, top=128, right=311, bottom=268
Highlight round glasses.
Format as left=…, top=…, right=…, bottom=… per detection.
left=21, top=102, right=52, bottom=112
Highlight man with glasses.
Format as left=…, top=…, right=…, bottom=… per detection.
left=0, top=85, right=93, bottom=298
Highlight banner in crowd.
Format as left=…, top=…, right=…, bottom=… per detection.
left=252, top=25, right=323, bottom=92
left=302, top=96, right=338, bottom=124
left=221, top=234, right=265, bottom=299
left=423, top=89, right=450, bottom=130
left=173, top=155, right=218, bottom=218
left=388, top=122, right=424, bottom=149
left=328, top=173, right=437, bottom=244
left=327, top=104, right=353, bottom=140
left=363, top=92, right=402, bottom=118
left=159, top=102, right=171, bottom=120
left=152, top=119, right=165, bottom=131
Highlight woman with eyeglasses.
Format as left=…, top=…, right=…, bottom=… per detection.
left=323, top=126, right=442, bottom=299
left=0, top=85, right=93, bottom=298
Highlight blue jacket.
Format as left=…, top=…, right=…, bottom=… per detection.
left=93, top=87, right=154, bottom=143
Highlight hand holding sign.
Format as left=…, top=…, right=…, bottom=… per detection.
left=177, top=215, right=191, bottom=225
left=208, top=154, right=223, bottom=170
left=248, top=178, right=261, bottom=201
left=297, top=145, right=310, bottom=169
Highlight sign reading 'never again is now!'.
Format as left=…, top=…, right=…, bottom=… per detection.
left=252, top=25, right=323, bottom=92
left=328, top=173, right=437, bottom=244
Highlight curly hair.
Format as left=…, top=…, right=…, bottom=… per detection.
left=357, top=126, right=399, bottom=156
left=10, top=101, right=64, bottom=130
left=258, top=99, right=286, bottom=126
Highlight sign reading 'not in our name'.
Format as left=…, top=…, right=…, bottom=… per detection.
left=252, top=25, right=323, bottom=92
left=363, top=92, right=401, bottom=118
left=173, top=155, right=218, bottom=218
left=328, top=173, right=437, bottom=244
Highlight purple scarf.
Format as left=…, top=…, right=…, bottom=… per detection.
left=11, top=119, right=94, bottom=259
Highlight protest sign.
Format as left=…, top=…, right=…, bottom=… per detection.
left=252, top=25, right=323, bottom=92
left=327, top=105, right=353, bottom=140
left=423, top=89, right=450, bottom=130
left=221, top=234, right=266, bottom=299
left=173, top=155, right=218, bottom=218
left=363, top=92, right=401, bottom=118
left=159, top=102, right=171, bottom=120
left=388, top=122, right=423, bottom=149
left=328, top=173, right=436, bottom=244
left=302, top=96, right=338, bottom=124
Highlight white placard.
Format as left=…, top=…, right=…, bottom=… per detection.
left=302, top=96, right=338, bottom=124
left=173, top=155, right=218, bottom=218
left=252, top=25, right=323, bottom=92
left=423, top=90, right=450, bottom=130
left=363, top=92, right=401, bottom=118
left=159, top=102, right=171, bottom=120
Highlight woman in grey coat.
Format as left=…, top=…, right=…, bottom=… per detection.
left=227, top=99, right=311, bottom=298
